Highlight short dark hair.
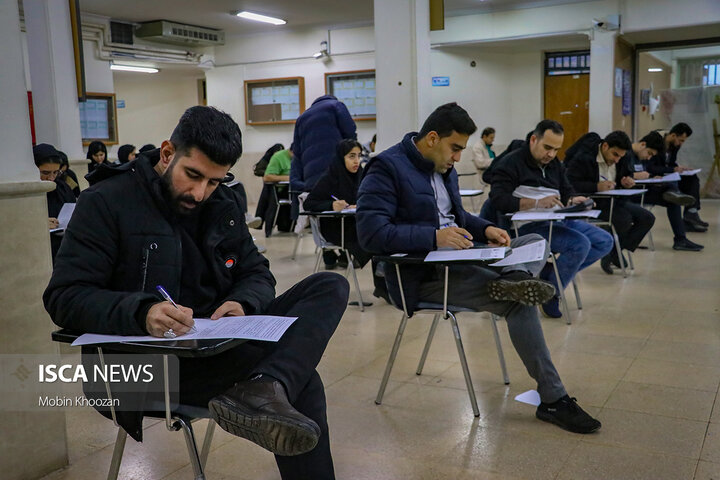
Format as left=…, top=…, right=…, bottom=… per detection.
left=139, top=144, right=156, bottom=153
left=169, top=106, right=243, bottom=167
left=669, top=122, right=692, bottom=137
left=640, top=131, right=664, bottom=152
left=603, top=130, right=632, bottom=151
left=371, top=134, right=377, bottom=144
left=33, top=143, right=61, bottom=167
left=532, top=120, right=564, bottom=139
left=337, top=139, right=362, bottom=159
left=86, top=141, right=107, bottom=160
left=418, top=102, right=477, bottom=139
left=481, top=127, right=495, bottom=137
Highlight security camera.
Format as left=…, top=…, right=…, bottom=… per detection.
left=592, top=14, right=620, bottom=30
left=592, top=18, right=605, bottom=28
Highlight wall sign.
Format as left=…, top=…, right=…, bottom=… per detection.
left=432, top=76, right=450, bottom=87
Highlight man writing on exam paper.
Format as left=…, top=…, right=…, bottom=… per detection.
left=44, top=106, right=348, bottom=480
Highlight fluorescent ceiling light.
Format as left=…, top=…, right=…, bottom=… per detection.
left=648, top=67, right=663, bottom=72
left=111, top=65, right=159, bottom=73
left=235, top=11, right=286, bottom=25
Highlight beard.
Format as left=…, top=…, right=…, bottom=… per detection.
left=160, top=163, right=203, bottom=216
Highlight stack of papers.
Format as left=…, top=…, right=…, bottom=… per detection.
left=49, top=203, right=76, bottom=233
left=635, top=172, right=680, bottom=184
left=425, top=247, right=507, bottom=262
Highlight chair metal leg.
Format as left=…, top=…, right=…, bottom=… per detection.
left=612, top=226, right=628, bottom=278
left=199, top=420, right=215, bottom=469
left=107, top=427, right=127, bottom=480
left=416, top=314, right=441, bottom=375
left=313, top=250, right=322, bottom=273
left=627, top=250, right=634, bottom=271
left=551, top=255, right=572, bottom=325
left=346, top=250, right=365, bottom=312
left=376, top=314, right=409, bottom=405
left=647, top=230, right=655, bottom=251
left=291, top=233, right=303, bottom=260
left=572, top=280, right=582, bottom=310
left=176, top=417, right=206, bottom=480
left=448, top=312, right=480, bottom=417
left=490, top=314, right=510, bottom=385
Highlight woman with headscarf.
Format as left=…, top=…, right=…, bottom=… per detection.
left=86, top=140, right=109, bottom=174
left=117, top=144, right=136, bottom=164
left=304, top=138, right=371, bottom=270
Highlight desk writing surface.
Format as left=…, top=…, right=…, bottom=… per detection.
left=594, top=189, right=645, bottom=196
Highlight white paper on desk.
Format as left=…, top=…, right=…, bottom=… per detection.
left=511, top=211, right=565, bottom=221
left=49, top=203, right=76, bottom=232
left=595, top=189, right=645, bottom=196
left=424, top=247, right=507, bottom=263
left=680, top=168, right=701, bottom=176
left=459, top=189, right=483, bottom=196
left=562, top=209, right=602, bottom=218
left=490, top=240, right=545, bottom=267
left=71, top=316, right=298, bottom=346
left=514, top=389, right=541, bottom=406
left=512, top=185, right=560, bottom=200
left=341, top=207, right=356, bottom=213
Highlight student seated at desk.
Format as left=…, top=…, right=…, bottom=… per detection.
left=260, top=148, right=293, bottom=236
left=488, top=120, right=614, bottom=318
left=34, top=143, right=76, bottom=263
left=357, top=103, right=601, bottom=434
left=648, top=123, right=709, bottom=231
left=564, top=130, right=655, bottom=274
left=627, top=131, right=702, bottom=252
left=304, top=139, right=372, bottom=270
left=44, top=106, right=349, bottom=480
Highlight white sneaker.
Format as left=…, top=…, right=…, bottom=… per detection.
left=245, top=214, right=262, bottom=229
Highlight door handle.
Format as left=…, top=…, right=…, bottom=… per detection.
left=559, top=111, right=572, bottom=115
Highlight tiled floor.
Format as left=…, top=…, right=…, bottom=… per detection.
left=41, top=199, right=720, bottom=480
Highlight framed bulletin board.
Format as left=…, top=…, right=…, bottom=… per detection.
left=325, top=70, right=376, bottom=120
left=244, top=77, right=305, bottom=125
left=79, top=92, right=118, bottom=146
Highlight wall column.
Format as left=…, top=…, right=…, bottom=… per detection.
left=0, top=0, right=69, bottom=478
left=588, top=29, right=616, bottom=134
left=373, top=0, right=433, bottom=150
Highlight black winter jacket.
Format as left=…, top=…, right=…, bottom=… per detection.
left=44, top=153, right=275, bottom=441
left=564, top=133, right=635, bottom=194
left=489, top=146, right=577, bottom=213
left=647, top=142, right=678, bottom=176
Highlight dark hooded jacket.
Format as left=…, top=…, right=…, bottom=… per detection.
left=357, top=132, right=494, bottom=313
left=44, top=152, right=275, bottom=441
left=290, top=95, right=357, bottom=192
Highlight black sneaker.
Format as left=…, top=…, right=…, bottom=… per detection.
left=536, top=395, right=601, bottom=434
left=600, top=255, right=614, bottom=275
left=487, top=271, right=556, bottom=306
left=662, top=190, right=695, bottom=207
left=673, top=237, right=704, bottom=251
left=683, top=220, right=707, bottom=233
left=684, top=210, right=709, bottom=228
left=209, top=379, right=321, bottom=456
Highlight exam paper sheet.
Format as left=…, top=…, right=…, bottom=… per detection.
left=425, top=247, right=507, bottom=263
left=71, top=316, right=298, bottom=346
left=490, top=240, right=546, bottom=267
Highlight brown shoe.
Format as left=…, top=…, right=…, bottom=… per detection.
left=209, top=379, right=320, bottom=456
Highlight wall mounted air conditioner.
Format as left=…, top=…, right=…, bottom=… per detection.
left=135, top=20, right=225, bottom=47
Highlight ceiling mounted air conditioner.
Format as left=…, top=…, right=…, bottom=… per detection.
left=135, top=20, right=225, bottom=47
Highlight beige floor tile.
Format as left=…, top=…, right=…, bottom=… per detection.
left=713, top=392, right=720, bottom=424
left=562, top=331, right=647, bottom=357
left=557, top=442, right=697, bottom=480
left=584, top=408, right=707, bottom=458
left=650, top=323, right=720, bottom=346
left=623, top=358, right=720, bottom=392
left=694, top=460, right=720, bottom=480
left=638, top=339, right=720, bottom=367
left=701, top=422, right=720, bottom=463
left=201, top=438, right=282, bottom=480
left=605, top=381, right=716, bottom=421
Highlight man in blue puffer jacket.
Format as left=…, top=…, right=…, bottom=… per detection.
left=357, top=102, right=601, bottom=435
left=291, top=95, right=357, bottom=216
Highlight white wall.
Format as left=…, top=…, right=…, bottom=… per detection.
left=113, top=71, right=202, bottom=156
left=622, top=0, right=720, bottom=32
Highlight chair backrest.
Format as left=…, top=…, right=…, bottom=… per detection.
left=308, top=215, right=338, bottom=250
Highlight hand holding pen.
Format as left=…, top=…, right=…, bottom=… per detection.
left=145, top=285, right=197, bottom=338
left=598, top=175, right=615, bottom=192
left=331, top=194, right=349, bottom=211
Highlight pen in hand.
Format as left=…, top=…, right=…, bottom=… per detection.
left=156, top=285, right=197, bottom=333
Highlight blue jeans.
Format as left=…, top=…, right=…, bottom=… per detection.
left=519, top=220, right=614, bottom=290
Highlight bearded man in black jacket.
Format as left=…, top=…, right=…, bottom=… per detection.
left=44, top=106, right=348, bottom=480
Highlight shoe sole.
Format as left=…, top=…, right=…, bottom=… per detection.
left=246, top=219, right=263, bottom=229
left=663, top=194, right=695, bottom=207
left=683, top=222, right=708, bottom=233
left=209, top=398, right=320, bottom=456
left=488, top=279, right=556, bottom=306
left=673, top=245, right=703, bottom=251
left=535, top=410, right=601, bottom=434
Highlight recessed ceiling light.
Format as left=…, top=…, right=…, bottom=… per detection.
left=648, top=67, right=663, bottom=72
left=235, top=11, right=286, bottom=25
left=110, top=65, right=159, bottom=73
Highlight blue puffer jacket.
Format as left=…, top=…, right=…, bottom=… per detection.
left=291, top=95, right=357, bottom=192
left=357, top=132, right=494, bottom=313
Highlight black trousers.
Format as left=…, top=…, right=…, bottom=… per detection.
left=179, top=272, right=350, bottom=480
left=640, top=184, right=687, bottom=239
left=600, top=201, right=655, bottom=252
left=679, top=174, right=701, bottom=211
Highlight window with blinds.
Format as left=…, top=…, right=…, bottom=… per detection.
left=677, top=57, right=720, bottom=87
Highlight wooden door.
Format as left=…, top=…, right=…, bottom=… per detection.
left=544, top=73, right=589, bottom=160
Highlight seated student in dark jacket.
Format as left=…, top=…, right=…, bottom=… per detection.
left=626, top=131, right=702, bottom=252
left=489, top=120, right=614, bottom=319
left=647, top=122, right=708, bottom=231
left=357, top=103, right=600, bottom=434
left=33, top=143, right=76, bottom=263
left=564, top=131, right=655, bottom=274
left=44, top=106, right=349, bottom=480
left=86, top=140, right=110, bottom=175
left=304, top=139, right=372, bottom=270
left=57, top=150, right=80, bottom=197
